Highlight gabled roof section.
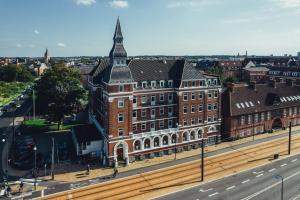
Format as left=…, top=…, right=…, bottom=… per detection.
left=181, top=61, right=206, bottom=80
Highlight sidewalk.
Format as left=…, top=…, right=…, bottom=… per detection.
left=44, top=126, right=300, bottom=183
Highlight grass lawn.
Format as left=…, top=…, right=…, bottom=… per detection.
left=0, top=81, right=32, bottom=107
left=21, top=119, right=84, bottom=134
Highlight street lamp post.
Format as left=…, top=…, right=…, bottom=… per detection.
left=275, top=175, right=284, bottom=200
left=174, top=123, right=179, bottom=160
left=2, top=139, right=8, bottom=185
left=34, top=146, right=37, bottom=190
left=288, top=121, right=292, bottom=155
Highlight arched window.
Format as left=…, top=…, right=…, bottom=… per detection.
left=171, top=134, right=177, bottom=144
left=154, top=137, right=160, bottom=147
left=190, top=131, right=195, bottom=140
left=183, top=132, right=188, bottom=142
left=134, top=140, right=141, bottom=151
left=144, top=138, right=151, bottom=149
left=208, top=126, right=215, bottom=133
left=198, top=129, right=203, bottom=139
left=163, top=135, right=169, bottom=145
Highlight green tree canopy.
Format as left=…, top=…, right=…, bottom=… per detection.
left=0, top=64, right=34, bottom=82
left=35, top=64, right=88, bottom=129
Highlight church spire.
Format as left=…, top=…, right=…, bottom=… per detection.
left=109, top=17, right=127, bottom=65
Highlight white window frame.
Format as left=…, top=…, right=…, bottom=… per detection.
left=119, top=85, right=124, bottom=92
left=118, top=113, right=124, bottom=123
left=183, top=93, right=188, bottom=101
left=183, top=106, right=188, bottom=114
left=159, top=120, right=164, bottom=128
left=191, top=105, right=195, bottom=113
left=141, top=122, right=146, bottom=131
left=191, top=92, right=195, bottom=100
left=118, top=128, right=124, bottom=137
left=141, top=109, right=146, bottom=117
left=118, top=98, right=124, bottom=108
left=160, top=80, right=165, bottom=87
left=168, top=80, right=173, bottom=87
left=160, top=93, right=164, bottom=102
left=151, top=81, right=156, bottom=88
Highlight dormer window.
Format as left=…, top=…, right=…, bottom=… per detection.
left=119, top=85, right=124, bottom=92
left=142, top=81, right=147, bottom=88
left=183, top=81, right=188, bottom=88
left=151, top=81, right=156, bottom=88
left=213, top=79, right=217, bottom=85
left=168, top=80, right=173, bottom=87
left=192, top=81, right=196, bottom=87
left=207, top=80, right=211, bottom=85
left=160, top=80, right=164, bottom=87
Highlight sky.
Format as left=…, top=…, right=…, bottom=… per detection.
left=1, top=0, right=300, bottom=57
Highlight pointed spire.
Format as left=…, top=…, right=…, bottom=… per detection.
left=113, top=16, right=123, bottom=42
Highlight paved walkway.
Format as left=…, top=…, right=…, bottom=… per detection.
left=23, top=126, right=300, bottom=199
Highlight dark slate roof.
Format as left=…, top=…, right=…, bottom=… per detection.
left=223, top=83, right=300, bottom=116
left=182, top=61, right=207, bottom=80
left=109, top=43, right=127, bottom=58
left=73, top=124, right=103, bottom=143
left=104, top=65, right=133, bottom=84
left=128, top=59, right=185, bottom=82
left=91, top=59, right=110, bottom=84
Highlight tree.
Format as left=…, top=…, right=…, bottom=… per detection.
left=35, top=64, right=88, bottom=129
left=0, top=64, right=34, bottom=82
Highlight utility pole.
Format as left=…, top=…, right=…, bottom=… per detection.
left=32, top=89, right=36, bottom=120
left=51, top=138, right=55, bottom=180
left=288, top=121, right=292, bottom=155
left=201, top=139, right=204, bottom=182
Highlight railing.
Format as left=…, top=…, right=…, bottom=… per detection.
left=132, top=128, right=177, bottom=139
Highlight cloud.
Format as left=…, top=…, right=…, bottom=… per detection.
left=270, top=0, right=300, bottom=9
left=34, top=29, right=40, bottom=35
left=167, top=0, right=217, bottom=8
left=16, top=44, right=22, bottom=48
left=57, top=42, right=66, bottom=47
left=109, top=0, right=128, bottom=8
left=76, top=0, right=96, bottom=6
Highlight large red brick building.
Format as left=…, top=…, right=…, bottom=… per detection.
left=222, top=81, right=300, bottom=139
left=88, top=19, right=222, bottom=166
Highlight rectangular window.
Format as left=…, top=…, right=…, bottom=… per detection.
left=208, top=92, right=212, bottom=99
left=151, top=81, right=156, bottom=88
left=133, top=96, right=137, bottom=104
left=151, top=95, right=156, bottom=105
left=160, top=94, right=164, bottom=101
left=254, top=114, right=258, bottom=123
left=199, top=91, right=203, bottom=99
left=207, top=104, right=212, bottom=111
left=214, top=91, right=218, bottom=98
left=183, top=81, right=188, bottom=87
left=213, top=116, right=218, bottom=122
left=191, top=105, right=195, bottom=113
left=141, top=96, right=147, bottom=104
left=118, top=98, right=124, bottom=108
left=118, top=128, right=124, bottom=137
left=132, top=124, right=137, bottom=132
left=241, top=116, right=245, bottom=125
left=151, top=109, right=155, bottom=116
left=141, top=109, right=146, bottom=117
left=133, top=110, right=137, bottom=118
left=207, top=116, right=212, bottom=122
left=168, top=119, right=173, bottom=128
left=160, top=107, right=164, bottom=115
left=198, top=118, right=203, bottom=124
left=160, top=80, right=164, bottom=87
left=192, top=81, right=196, bottom=87
left=168, top=93, right=173, bottom=102
left=168, top=107, right=173, bottom=115
left=159, top=120, right=164, bottom=128
left=183, top=119, right=188, bottom=126
left=183, top=106, right=188, bottom=114
left=168, top=80, right=173, bottom=87
left=183, top=93, right=188, bottom=101
left=150, top=121, right=155, bottom=130
left=141, top=122, right=146, bottom=131
left=191, top=118, right=195, bottom=125
left=248, top=115, right=252, bottom=124
left=198, top=104, right=203, bottom=112
left=261, top=113, right=265, bottom=121
left=118, top=113, right=124, bottom=123
left=191, top=92, right=195, bottom=100
left=119, top=85, right=124, bottom=92
left=142, top=82, right=147, bottom=88
left=213, top=103, right=218, bottom=110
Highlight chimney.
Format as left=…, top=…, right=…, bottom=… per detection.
left=269, top=80, right=277, bottom=88
left=249, top=81, right=256, bottom=91
left=227, top=82, right=235, bottom=93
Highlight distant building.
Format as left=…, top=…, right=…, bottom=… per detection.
left=89, top=18, right=222, bottom=167
left=218, top=60, right=243, bottom=80
left=298, top=52, right=300, bottom=60
left=44, top=48, right=50, bottom=64
left=222, top=81, right=300, bottom=139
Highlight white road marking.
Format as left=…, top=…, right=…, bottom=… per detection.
left=256, top=174, right=263, bottom=178
left=253, top=171, right=264, bottom=174
left=292, top=159, right=298, bottom=162
left=281, top=163, right=287, bottom=167
left=226, top=185, right=236, bottom=190
left=242, top=179, right=250, bottom=184
left=199, top=188, right=213, bottom=192
left=241, top=170, right=300, bottom=200
left=268, top=168, right=276, bottom=172
left=208, top=192, right=219, bottom=197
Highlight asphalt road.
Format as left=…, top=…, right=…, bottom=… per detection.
left=156, top=154, right=300, bottom=200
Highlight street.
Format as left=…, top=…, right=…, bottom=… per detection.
left=156, top=154, right=300, bottom=200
